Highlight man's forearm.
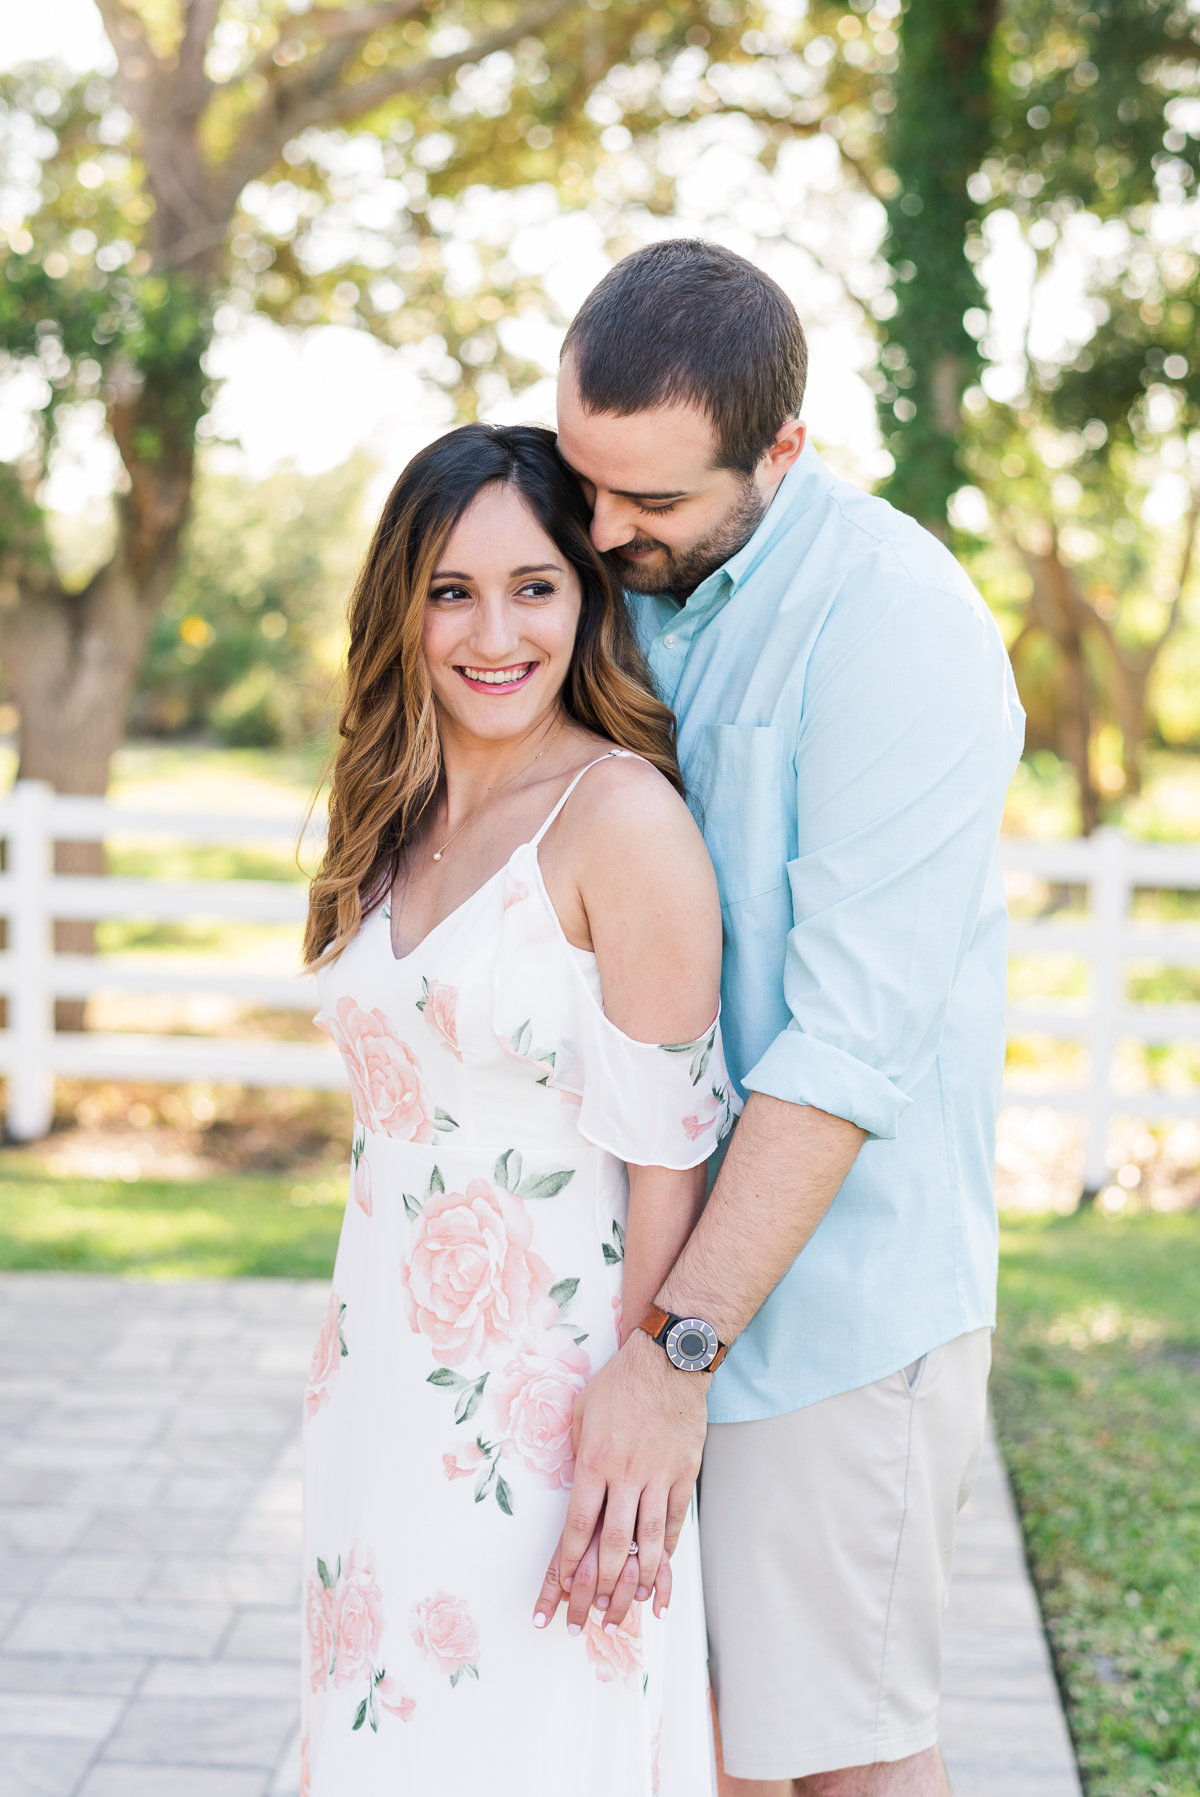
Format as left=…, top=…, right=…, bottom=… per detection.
left=656, top=1092, right=866, bottom=1345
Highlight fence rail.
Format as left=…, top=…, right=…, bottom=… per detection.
left=0, top=783, right=1198, bottom=1191
left=0, top=780, right=339, bottom=1140
left=1001, top=827, right=1200, bottom=1190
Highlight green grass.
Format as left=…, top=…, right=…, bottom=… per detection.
left=0, top=1172, right=344, bottom=1279
left=993, top=1210, right=1200, bottom=1796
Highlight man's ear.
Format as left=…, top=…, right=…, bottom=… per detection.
left=760, top=419, right=806, bottom=493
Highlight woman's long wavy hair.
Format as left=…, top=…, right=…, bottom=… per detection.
left=304, top=423, right=683, bottom=967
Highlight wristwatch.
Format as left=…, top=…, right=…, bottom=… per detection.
left=638, top=1303, right=728, bottom=1373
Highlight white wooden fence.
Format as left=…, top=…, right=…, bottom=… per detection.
left=0, top=783, right=1197, bottom=1192
left=1002, top=828, right=1200, bottom=1191
left=0, top=780, right=340, bottom=1142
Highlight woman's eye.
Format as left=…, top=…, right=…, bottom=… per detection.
left=430, top=585, right=470, bottom=603
left=517, top=581, right=555, bottom=598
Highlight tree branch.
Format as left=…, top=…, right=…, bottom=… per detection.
left=92, top=0, right=164, bottom=88
left=178, top=0, right=219, bottom=116
left=211, top=0, right=578, bottom=217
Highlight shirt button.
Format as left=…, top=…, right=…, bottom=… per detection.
left=663, top=633, right=678, bottom=648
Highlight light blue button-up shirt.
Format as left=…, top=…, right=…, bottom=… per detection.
left=628, top=441, right=1025, bottom=1422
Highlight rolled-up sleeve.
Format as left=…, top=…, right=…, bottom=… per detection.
left=742, top=581, right=1024, bottom=1137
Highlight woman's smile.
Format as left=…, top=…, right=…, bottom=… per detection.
left=455, top=660, right=538, bottom=693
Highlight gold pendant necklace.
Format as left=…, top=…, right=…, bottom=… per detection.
left=431, top=718, right=565, bottom=863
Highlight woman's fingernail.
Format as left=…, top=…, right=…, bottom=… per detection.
left=604, top=1622, right=619, bottom=1637
left=635, top=1586, right=650, bottom=1601
left=533, top=1613, right=547, bottom=1628
left=595, top=1594, right=610, bottom=1611
left=567, top=1622, right=581, bottom=1637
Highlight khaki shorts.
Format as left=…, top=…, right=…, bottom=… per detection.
left=699, top=1328, right=991, bottom=1781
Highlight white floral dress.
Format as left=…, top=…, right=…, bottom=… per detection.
left=302, top=753, right=739, bottom=1797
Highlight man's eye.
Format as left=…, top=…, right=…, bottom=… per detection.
left=639, top=502, right=676, bottom=516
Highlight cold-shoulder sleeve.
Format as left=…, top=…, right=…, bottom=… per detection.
left=494, top=845, right=741, bottom=1170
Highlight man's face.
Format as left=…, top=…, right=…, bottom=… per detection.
left=555, top=353, right=804, bottom=599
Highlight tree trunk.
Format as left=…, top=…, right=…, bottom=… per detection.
left=1019, top=530, right=1102, bottom=834
left=1, top=481, right=192, bottom=1030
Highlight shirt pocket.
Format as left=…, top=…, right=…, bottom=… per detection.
left=695, top=724, right=786, bottom=905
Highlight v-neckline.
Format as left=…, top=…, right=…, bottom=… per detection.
left=385, top=857, right=512, bottom=966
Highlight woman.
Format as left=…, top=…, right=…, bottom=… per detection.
left=301, top=423, right=738, bottom=1795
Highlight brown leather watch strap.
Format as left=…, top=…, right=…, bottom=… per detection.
left=637, top=1303, right=672, bottom=1344
left=709, top=1343, right=728, bottom=1371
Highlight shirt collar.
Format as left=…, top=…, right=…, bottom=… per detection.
left=672, top=437, right=832, bottom=621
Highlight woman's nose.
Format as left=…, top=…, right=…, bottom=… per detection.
left=469, top=595, right=522, bottom=660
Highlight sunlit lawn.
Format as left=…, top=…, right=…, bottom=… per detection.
left=0, top=1168, right=345, bottom=1280
left=993, top=1210, right=1200, bottom=1797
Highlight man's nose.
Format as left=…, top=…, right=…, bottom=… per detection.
left=589, top=493, right=638, bottom=554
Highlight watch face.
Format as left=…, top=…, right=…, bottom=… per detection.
left=665, top=1316, right=720, bottom=1372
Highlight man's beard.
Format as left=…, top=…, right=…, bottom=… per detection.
left=613, top=477, right=768, bottom=600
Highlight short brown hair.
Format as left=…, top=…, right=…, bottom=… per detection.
left=562, top=240, right=807, bottom=475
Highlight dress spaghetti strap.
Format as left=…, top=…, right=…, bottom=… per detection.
left=529, top=750, right=640, bottom=847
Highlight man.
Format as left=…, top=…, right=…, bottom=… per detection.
left=539, top=239, right=1024, bottom=1795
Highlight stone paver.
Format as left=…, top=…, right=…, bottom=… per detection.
left=0, top=1274, right=1082, bottom=1794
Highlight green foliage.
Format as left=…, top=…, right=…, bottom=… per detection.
left=132, top=456, right=370, bottom=745
left=877, top=0, right=994, bottom=527
left=993, top=1210, right=1200, bottom=1795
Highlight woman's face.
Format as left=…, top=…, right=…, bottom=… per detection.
left=422, top=481, right=583, bottom=745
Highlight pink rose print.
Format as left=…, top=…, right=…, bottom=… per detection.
left=299, top=1730, right=311, bottom=1797
left=419, top=978, right=462, bottom=1062
left=377, top=1674, right=416, bottom=1721
left=409, top=1590, right=480, bottom=1682
left=491, top=1335, right=590, bottom=1490
left=305, top=1574, right=336, bottom=1692
left=401, top=1178, right=556, bottom=1367
left=682, top=1093, right=720, bottom=1142
left=503, top=873, right=529, bottom=909
left=333, top=1544, right=386, bottom=1688
left=443, top=1440, right=485, bottom=1481
left=325, top=995, right=436, bottom=1142
left=353, top=1155, right=373, bottom=1217
left=612, top=1293, right=624, bottom=1345
left=305, top=1293, right=346, bottom=1422
left=584, top=1598, right=643, bottom=1688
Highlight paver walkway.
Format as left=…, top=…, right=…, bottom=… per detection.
left=0, top=1275, right=1081, bottom=1796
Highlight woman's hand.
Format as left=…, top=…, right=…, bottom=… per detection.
left=531, top=1329, right=706, bottom=1632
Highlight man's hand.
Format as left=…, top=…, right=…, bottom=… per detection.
left=532, top=1328, right=707, bottom=1633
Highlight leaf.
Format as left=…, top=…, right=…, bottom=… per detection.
left=428, top=1165, right=444, bottom=1197
left=402, top=1191, right=422, bottom=1222
left=454, top=1374, right=488, bottom=1425
left=435, top=1109, right=459, bottom=1129
left=352, top=1697, right=368, bottom=1731
left=643, top=1673, right=649, bottom=1697
left=602, top=1244, right=621, bottom=1266
left=572, top=1332, right=589, bottom=1346
left=612, top=1219, right=625, bottom=1252
left=338, top=1304, right=348, bottom=1357
left=427, top=1367, right=467, bottom=1389
left=495, top=1475, right=514, bottom=1516
left=689, top=1043, right=713, bottom=1086
left=473, top=1456, right=498, bottom=1503
left=317, top=1556, right=333, bottom=1590
left=465, top=1664, right=479, bottom=1680
left=416, top=997, right=426, bottom=1012
left=550, top=1277, right=580, bottom=1317
left=494, top=1148, right=523, bottom=1190
left=511, top=1019, right=532, bottom=1055
left=369, top=1686, right=379, bottom=1732
left=517, top=1169, right=575, bottom=1201
left=450, top=1669, right=462, bottom=1689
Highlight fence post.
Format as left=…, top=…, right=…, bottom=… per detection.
left=1083, top=826, right=1127, bottom=1196
left=6, top=780, right=55, bottom=1141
